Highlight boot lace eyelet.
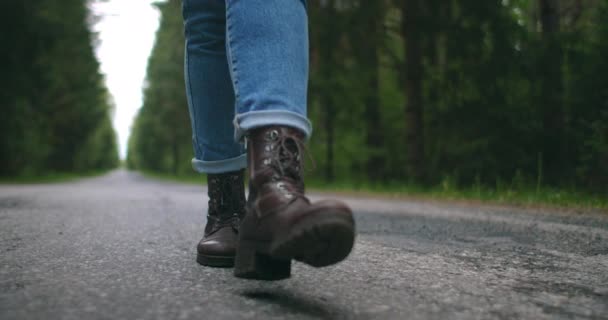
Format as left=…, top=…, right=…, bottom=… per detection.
left=269, top=130, right=279, bottom=141
left=276, top=182, right=294, bottom=199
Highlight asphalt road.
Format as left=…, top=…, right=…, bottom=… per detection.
left=1, top=170, right=607, bottom=320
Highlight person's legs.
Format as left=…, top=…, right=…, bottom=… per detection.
left=182, top=0, right=246, bottom=268
left=223, top=0, right=355, bottom=280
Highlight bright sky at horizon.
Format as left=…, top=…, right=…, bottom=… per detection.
left=90, top=0, right=162, bottom=159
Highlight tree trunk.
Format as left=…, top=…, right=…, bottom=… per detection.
left=319, top=1, right=337, bottom=183
left=324, top=98, right=335, bottom=182
left=403, top=0, right=425, bottom=182
left=361, top=2, right=384, bottom=183
left=171, top=133, right=179, bottom=175
left=539, top=0, right=564, bottom=183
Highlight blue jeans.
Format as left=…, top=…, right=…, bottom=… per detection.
left=182, top=0, right=312, bottom=174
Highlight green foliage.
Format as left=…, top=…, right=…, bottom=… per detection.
left=305, top=178, right=608, bottom=211
left=127, top=0, right=191, bottom=176
left=0, top=0, right=118, bottom=177
left=307, top=0, right=607, bottom=195
left=130, top=0, right=607, bottom=200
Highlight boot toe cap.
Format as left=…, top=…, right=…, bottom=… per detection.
left=198, top=239, right=236, bottom=256
left=197, top=228, right=238, bottom=257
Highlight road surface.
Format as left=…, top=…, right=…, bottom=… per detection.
left=1, top=170, right=607, bottom=319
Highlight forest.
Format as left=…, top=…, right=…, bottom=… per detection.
left=0, top=0, right=119, bottom=177
left=129, top=0, right=607, bottom=195
left=1, top=0, right=605, bottom=197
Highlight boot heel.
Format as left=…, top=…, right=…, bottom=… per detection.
left=234, top=242, right=291, bottom=280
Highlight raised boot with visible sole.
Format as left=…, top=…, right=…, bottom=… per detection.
left=197, top=169, right=246, bottom=267
left=234, top=126, right=355, bottom=280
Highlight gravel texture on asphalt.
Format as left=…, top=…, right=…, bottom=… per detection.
left=1, top=170, right=607, bottom=320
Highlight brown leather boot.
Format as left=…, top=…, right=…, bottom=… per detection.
left=234, top=126, right=355, bottom=280
left=197, top=169, right=246, bottom=267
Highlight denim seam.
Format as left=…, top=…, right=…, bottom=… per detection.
left=184, top=40, right=202, bottom=157
left=225, top=3, right=239, bottom=102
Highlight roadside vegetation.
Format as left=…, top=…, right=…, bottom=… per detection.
left=2, top=1, right=604, bottom=209
left=139, top=170, right=607, bottom=211
left=129, top=0, right=607, bottom=211
left=0, top=1, right=119, bottom=179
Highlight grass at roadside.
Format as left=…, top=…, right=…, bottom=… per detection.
left=139, top=171, right=608, bottom=212
left=0, top=169, right=111, bottom=184
left=306, top=179, right=608, bottom=212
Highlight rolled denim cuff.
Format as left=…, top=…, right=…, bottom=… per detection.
left=191, top=154, right=247, bottom=174
left=234, top=110, right=312, bottom=141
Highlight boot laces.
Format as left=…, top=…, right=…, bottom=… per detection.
left=207, top=214, right=240, bottom=232
left=207, top=173, right=244, bottom=233
left=265, top=131, right=315, bottom=198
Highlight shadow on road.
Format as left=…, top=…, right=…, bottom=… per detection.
left=239, top=288, right=349, bottom=319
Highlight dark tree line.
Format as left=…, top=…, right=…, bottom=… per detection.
left=308, top=0, right=608, bottom=191
left=0, top=0, right=118, bottom=177
left=129, top=0, right=607, bottom=193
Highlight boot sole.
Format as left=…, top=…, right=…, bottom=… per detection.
left=196, top=253, right=235, bottom=268
left=274, top=214, right=355, bottom=267
left=234, top=211, right=355, bottom=280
